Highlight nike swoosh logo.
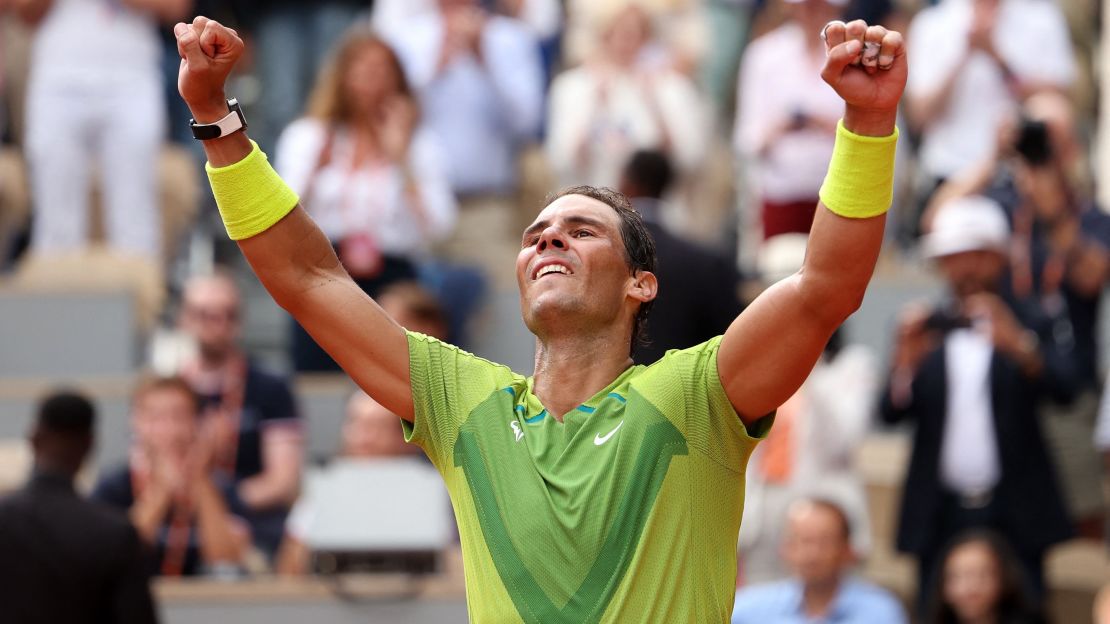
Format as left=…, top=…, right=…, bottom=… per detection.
left=594, top=420, right=624, bottom=446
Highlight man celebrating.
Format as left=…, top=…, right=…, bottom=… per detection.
left=174, top=16, right=904, bottom=623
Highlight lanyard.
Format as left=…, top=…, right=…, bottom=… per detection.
left=130, top=465, right=193, bottom=577
left=181, top=354, right=247, bottom=477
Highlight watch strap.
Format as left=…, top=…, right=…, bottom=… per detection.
left=190, top=99, right=247, bottom=141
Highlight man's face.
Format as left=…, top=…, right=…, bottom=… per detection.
left=134, top=388, right=197, bottom=457
left=935, top=250, right=1006, bottom=300
left=180, top=278, right=241, bottom=360
left=516, top=195, right=644, bottom=341
left=781, top=503, right=853, bottom=588
left=342, top=393, right=414, bottom=457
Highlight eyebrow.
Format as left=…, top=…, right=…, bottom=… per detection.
left=522, top=215, right=610, bottom=242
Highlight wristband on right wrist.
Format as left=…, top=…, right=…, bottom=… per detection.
left=206, top=140, right=299, bottom=240
left=818, top=120, right=898, bottom=219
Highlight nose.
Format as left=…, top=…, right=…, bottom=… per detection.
left=537, top=226, right=567, bottom=253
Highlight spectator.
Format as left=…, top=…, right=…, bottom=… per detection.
left=338, top=390, right=422, bottom=459
left=382, top=0, right=542, bottom=197
left=925, top=531, right=1046, bottom=624
left=175, top=272, right=303, bottom=559
left=93, top=376, right=251, bottom=577
left=905, top=0, right=1074, bottom=211
left=731, top=498, right=907, bottom=624
left=276, top=391, right=432, bottom=575
left=737, top=234, right=875, bottom=583
left=250, top=0, right=371, bottom=150
left=561, top=0, right=710, bottom=78
left=276, top=282, right=448, bottom=574
left=274, top=28, right=457, bottom=371
left=376, top=280, right=451, bottom=340
left=881, top=196, right=1074, bottom=612
left=929, top=91, right=1110, bottom=538
left=733, top=0, right=845, bottom=239
left=0, top=391, right=158, bottom=624
left=381, top=0, right=543, bottom=285
left=546, top=4, right=708, bottom=189
left=616, top=149, right=740, bottom=364
left=17, top=0, right=190, bottom=259
left=373, top=0, right=562, bottom=80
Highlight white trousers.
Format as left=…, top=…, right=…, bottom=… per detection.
left=25, top=71, right=164, bottom=258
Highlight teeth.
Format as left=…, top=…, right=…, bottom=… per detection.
left=535, top=264, right=570, bottom=279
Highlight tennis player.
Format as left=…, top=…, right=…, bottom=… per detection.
left=174, top=15, right=904, bottom=622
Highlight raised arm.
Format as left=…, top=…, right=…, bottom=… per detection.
left=719, top=20, right=906, bottom=424
left=175, top=17, right=414, bottom=421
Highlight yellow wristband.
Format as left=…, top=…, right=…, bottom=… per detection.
left=205, top=140, right=299, bottom=241
left=818, top=120, right=898, bottom=219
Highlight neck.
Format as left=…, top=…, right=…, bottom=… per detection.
left=801, top=578, right=841, bottom=618
left=532, top=330, right=633, bottom=421
left=198, top=348, right=236, bottom=371
left=33, top=460, right=77, bottom=482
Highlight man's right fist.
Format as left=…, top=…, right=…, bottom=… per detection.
left=175, top=16, right=245, bottom=121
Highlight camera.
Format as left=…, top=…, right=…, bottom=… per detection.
left=1015, top=118, right=1052, bottom=166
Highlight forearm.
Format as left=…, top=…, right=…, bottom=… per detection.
left=129, top=489, right=172, bottom=544
left=192, top=478, right=245, bottom=566
left=238, top=441, right=301, bottom=510
left=798, top=107, right=893, bottom=325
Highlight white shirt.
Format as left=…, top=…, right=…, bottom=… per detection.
left=940, top=328, right=1001, bottom=495
left=1096, top=369, right=1110, bottom=451
left=373, top=0, right=562, bottom=40
left=30, top=0, right=161, bottom=85
left=545, top=65, right=708, bottom=188
left=382, top=13, right=544, bottom=196
left=274, top=118, right=457, bottom=256
left=907, top=0, right=1075, bottom=179
left=733, top=23, right=842, bottom=202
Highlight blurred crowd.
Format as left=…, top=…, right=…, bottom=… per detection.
left=1, top=0, right=1110, bottom=622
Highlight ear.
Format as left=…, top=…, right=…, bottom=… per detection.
left=628, top=270, right=658, bottom=304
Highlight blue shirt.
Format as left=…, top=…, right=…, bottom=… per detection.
left=732, top=577, right=907, bottom=624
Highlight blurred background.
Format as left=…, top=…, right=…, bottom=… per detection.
left=0, top=0, right=1109, bottom=622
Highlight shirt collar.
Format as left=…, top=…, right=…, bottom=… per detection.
left=28, top=468, right=76, bottom=493
left=788, top=577, right=853, bottom=622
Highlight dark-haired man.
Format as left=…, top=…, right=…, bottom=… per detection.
left=618, top=149, right=744, bottom=364
left=173, top=14, right=904, bottom=622
left=0, top=391, right=158, bottom=624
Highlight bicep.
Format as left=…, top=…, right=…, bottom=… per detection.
left=718, top=275, right=831, bottom=424
left=238, top=207, right=414, bottom=420
left=719, top=206, right=884, bottom=424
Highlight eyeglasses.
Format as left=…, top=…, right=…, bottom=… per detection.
left=183, top=305, right=239, bottom=324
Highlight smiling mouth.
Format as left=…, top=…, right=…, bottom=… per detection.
left=532, top=264, right=573, bottom=280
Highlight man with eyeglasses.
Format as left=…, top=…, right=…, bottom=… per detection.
left=176, top=271, right=303, bottom=561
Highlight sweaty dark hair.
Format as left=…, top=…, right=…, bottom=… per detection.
left=925, top=530, right=1043, bottom=624
left=544, top=185, right=657, bottom=356
left=36, top=391, right=95, bottom=436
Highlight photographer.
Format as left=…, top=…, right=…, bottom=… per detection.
left=927, top=91, right=1110, bottom=539
left=881, top=195, right=1075, bottom=614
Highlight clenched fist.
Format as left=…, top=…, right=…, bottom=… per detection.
left=820, top=20, right=907, bottom=135
left=174, top=16, right=245, bottom=122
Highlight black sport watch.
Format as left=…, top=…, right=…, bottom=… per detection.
left=189, top=98, right=248, bottom=141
